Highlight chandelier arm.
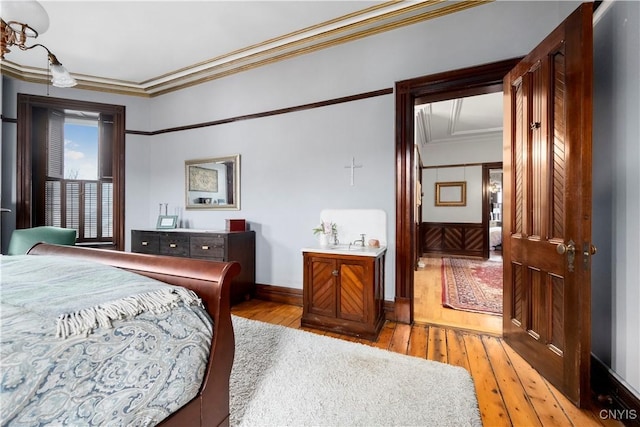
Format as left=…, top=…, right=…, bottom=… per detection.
left=1, top=19, right=16, bottom=58
left=1, top=19, right=39, bottom=50
left=18, top=42, right=49, bottom=54
left=1, top=18, right=44, bottom=58
left=16, top=42, right=63, bottom=66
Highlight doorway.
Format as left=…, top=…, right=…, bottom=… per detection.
left=393, top=58, right=520, bottom=325
left=396, top=3, right=594, bottom=407
left=412, top=92, right=505, bottom=334
left=486, top=166, right=503, bottom=259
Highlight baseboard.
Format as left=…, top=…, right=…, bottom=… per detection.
left=255, top=283, right=303, bottom=306
left=393, top=297, right=411, bottom=324
left=384, top=300, right=397, bottom=321
left=591, top=354, right=640, bottom=426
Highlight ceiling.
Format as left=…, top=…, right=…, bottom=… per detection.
left=415, top=92, right=503, bottom=146
left=0, top=0, right=491, bottom=97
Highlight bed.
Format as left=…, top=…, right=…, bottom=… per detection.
left=0, top=243, right=240, bottom=427
left=489, top=226, right=502, bottom=250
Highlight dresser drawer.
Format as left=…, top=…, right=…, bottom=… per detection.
left=131, top=231, right=160, bottom=254
left=130, top=229, right=256, bottom=306
left=193, top=235, right=226, bottom=246
left=190, top=236, right=226, bottom=259
left=159, top=234, right=190, bottom=257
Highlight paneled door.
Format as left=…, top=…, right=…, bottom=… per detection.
left=502, top=3, right=594, bottom=407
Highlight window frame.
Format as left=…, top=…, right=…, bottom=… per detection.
left=16, top=94, right=125, bottom=251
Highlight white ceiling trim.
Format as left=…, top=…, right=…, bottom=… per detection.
left=415, top=104, right=432, bottom=146
left=416, top=92, right=503, bottom=146
left=449, top=98, right=463, bottom=136
left=450, top=98, right=503, bottom=137
left=449, top=97, right=503, bottom=138
left=1, top=0, right=491, bottom=97
left=426, top=131, right=502, bottom=146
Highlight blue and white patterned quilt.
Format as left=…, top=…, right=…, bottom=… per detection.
left=0, top=255, right=213, bottom=426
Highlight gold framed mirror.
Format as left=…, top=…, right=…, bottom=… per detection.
left=185, top=154, right=240, bottom=210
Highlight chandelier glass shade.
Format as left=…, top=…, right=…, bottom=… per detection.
left=2, top=0, right=49, bottom=35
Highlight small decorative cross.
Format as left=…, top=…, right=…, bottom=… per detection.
left=344, top=157, right=363, bottom=186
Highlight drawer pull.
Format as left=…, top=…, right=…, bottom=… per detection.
left=201, top=245, right=209, bottom=250
left=141, top=241, right=148, bottom=246
left=169, top=243, right=177, bottom=248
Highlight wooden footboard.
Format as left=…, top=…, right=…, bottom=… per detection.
left=26, top=243, right=241, bottom=427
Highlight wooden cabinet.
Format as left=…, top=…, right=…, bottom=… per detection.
left=301, top=251, right=385, bottom=340
left=131, top=229, right=255, bottom=304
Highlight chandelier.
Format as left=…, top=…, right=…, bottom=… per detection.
left=1, top=1, right=77, bottom=87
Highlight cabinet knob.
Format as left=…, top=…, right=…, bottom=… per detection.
left=169, top=243, right=177, bottom=248
left=141, top=241, right=148, bottom=246
left=332, top=269, right=339, bottom=276
left=202, top=245, right=209, bottom=250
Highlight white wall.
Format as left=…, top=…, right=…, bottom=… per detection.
left=422, top=165, right=484, bottom=223
left=420, top=135, right=503, bottom=167
left=419, top=131, right=503, bottom=223
left=592, top=0, right=640, bottom=397
left=137, top=95, right=395, bottom=290
left=133, top=1, right=578, bottom=300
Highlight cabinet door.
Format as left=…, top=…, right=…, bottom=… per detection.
left=307, top=257, right=337, bottom=317
left=338, top=261, right=366, bottom=322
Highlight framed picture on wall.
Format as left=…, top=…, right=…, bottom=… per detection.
left=188, top=165, right=218, bottom=192
left=435, top=181, right=467, bottom=206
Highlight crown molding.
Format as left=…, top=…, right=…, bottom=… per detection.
left=426, top=130, right=502, bottom=146
left=1, top=1, right=491, bottom=98
left=416, top=95, right=502, bottom=146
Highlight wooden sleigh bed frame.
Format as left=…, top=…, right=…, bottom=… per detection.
left=26, top=243, right=241, bottom=427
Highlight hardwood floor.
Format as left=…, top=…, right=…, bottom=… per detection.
left=414, top=255, right=502, bottom=335
left=232, top=299, right=621, bottom=427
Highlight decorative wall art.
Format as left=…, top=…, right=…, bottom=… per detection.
left=435, top=181, right=467, bottom=206
left=188, top=165, right=218, bottom=192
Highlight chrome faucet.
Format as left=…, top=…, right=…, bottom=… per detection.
left=352, top=233, right=366, bottom=247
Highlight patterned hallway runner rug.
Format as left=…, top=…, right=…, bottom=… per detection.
left=441, top=257, right=503, bottom=315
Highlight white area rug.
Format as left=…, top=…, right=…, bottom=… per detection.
left=230, top=316, right=481, bottom=426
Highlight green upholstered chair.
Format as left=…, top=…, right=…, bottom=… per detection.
left=7, top=226, right=77, bottom=255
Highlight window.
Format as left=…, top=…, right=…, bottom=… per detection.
left=43, top=110, right=113, bottom=243
left=42, top=110, right=113, bottom=243
left=17, top=95, right=125, bottom=250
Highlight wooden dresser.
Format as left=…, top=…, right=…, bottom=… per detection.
left=131, top=229, right=255, bottom=304
left=301, top=247, right=386, bottom=340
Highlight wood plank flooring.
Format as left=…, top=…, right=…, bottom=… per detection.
left=414, top=255, right=502, bottom=335
left=232, top=299, right=621, bottom=427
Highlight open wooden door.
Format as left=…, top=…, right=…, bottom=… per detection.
left=502, top=3, right=594, bottom=407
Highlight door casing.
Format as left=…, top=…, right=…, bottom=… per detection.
left=394, top=58, right=521, bottom=324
